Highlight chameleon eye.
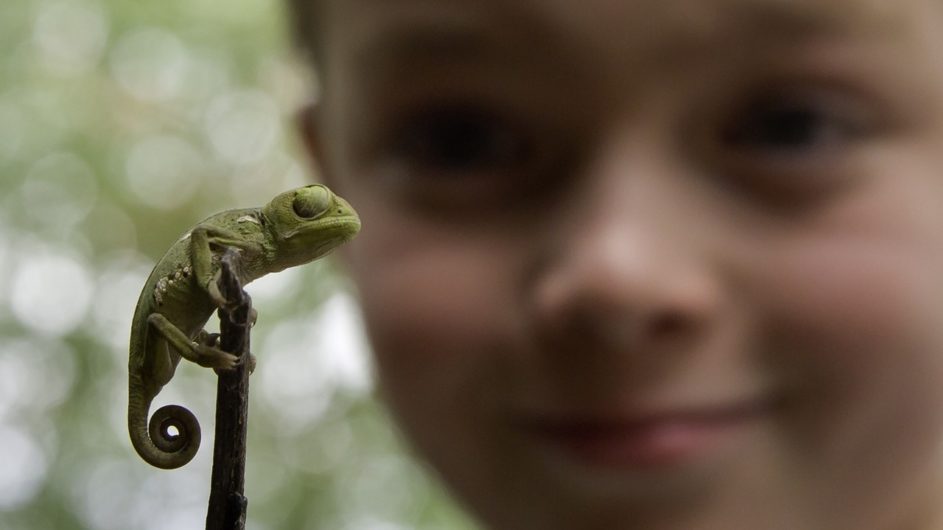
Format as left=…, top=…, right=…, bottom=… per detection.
left=292, top=185, right=331, bottom=219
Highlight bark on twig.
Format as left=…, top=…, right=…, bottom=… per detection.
left=205, top=249, right=252, bottom=530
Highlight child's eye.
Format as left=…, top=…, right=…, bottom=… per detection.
left=722, top=92, right=863, bottom=153
left=392, top=105, right=531, bottom=175
left=704, top=87, right=884, bottom=207
left=375, top=103, right=547, bottom=210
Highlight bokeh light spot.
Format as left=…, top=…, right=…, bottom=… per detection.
left=260, top=316, right=334, bottom=427
left=109, top=27, right=188, bottom=102
left=205, top=89, right=280, bottom=165
left=0, top=338, right=77, bottom=420
left=317, top=292, right=373, bottom=394
left=246, top=263, right=303, bottom=305
left=93, top=253, right=152, bottom=356
left=21, top=151, right=99, bottom=233
left=178, top=48, right=233, bottom=102
left=0, top=98, right=25, bottom=163
left=340, top=455, right=427, bottom=527
left=0, top=223, right=11, bottom=310
left=342, top=518, right=411, bottom=530
left=0, top=425, right=49, bottom=510
left=258, top=292, right=372, bottom=429
left=71, top=460, right=142, bottom=530
left=32, top=0, right=109, bottom=76
left=10, top=248, right=94, bottom=337
left=82, top=201, right=138, bottom=251
left=125, top=134, right=203, bottom=210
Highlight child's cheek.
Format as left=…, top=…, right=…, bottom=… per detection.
left=343, top=218, right=527, bottom=500
left=750, top=237, right=943, bottom=483
left=345, top=215, right=522, bottom=392
left=760, top=241, right=943, bottom=358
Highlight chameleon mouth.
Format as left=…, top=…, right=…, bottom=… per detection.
left=321, top=215, right=362, bottom=237
left=285, top=215, right=361, bottom=240
left=286, top=215, right=361, bottom=261
left=318, top=217, right=361, bottom=245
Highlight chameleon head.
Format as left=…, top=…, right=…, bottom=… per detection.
left=261, top=184, right=361, bottom=269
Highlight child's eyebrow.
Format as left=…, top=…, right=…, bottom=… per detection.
left=355, top=25, right=497, bottom=69
left=349, top=17, right=568, bottom=84
left=712, top=0, right=910, bottom=39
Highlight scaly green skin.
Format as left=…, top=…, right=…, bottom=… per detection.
left=128, top=185, right=360, bottom=469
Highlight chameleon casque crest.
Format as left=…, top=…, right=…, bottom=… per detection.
left=128, top=185, right=360, bottom=469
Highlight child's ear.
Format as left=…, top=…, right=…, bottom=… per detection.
left=296, top=103, right=333, bottom=186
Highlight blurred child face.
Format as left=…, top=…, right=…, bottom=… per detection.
left=305, top=0, right=943, bottom=528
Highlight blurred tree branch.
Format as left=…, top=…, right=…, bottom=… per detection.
left=205, top=249, right=252, bottom=530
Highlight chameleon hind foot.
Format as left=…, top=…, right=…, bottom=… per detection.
left=196, top=329, right=255, bottom=373
left=189, top=343, right=241, bottom=370
left=147, top=313, right=240, bottom=370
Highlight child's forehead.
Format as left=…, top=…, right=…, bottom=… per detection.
left=327, top=0, right=919, bottom=48
left=318, top=0, right=929, bottom=88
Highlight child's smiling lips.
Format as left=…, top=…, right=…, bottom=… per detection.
left=515, top=397, right=777, bottom=470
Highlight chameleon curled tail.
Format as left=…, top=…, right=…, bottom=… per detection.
left=128, top=373, right=200, bottom=469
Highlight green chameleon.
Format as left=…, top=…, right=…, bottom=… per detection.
left=128, top=184, right=360, bottom=469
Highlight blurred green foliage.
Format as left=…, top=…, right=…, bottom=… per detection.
left=0, top=0, right=476, bottom=528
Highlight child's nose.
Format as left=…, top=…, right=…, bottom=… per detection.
left=527, top=144, right=722, bottom=355
left=529, top=227, right=720, bottom=356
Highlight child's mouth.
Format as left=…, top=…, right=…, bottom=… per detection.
left=516, top=398, right=775, bottom=471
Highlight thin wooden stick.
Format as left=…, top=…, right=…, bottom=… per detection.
left=206, top=249, right=252, bottom=530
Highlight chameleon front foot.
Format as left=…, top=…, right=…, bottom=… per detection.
left=207, top=275, right=258, bottom=327
left=213, top=353, right=256, bottom=375
left=195, top=330, right=221, bottom=347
